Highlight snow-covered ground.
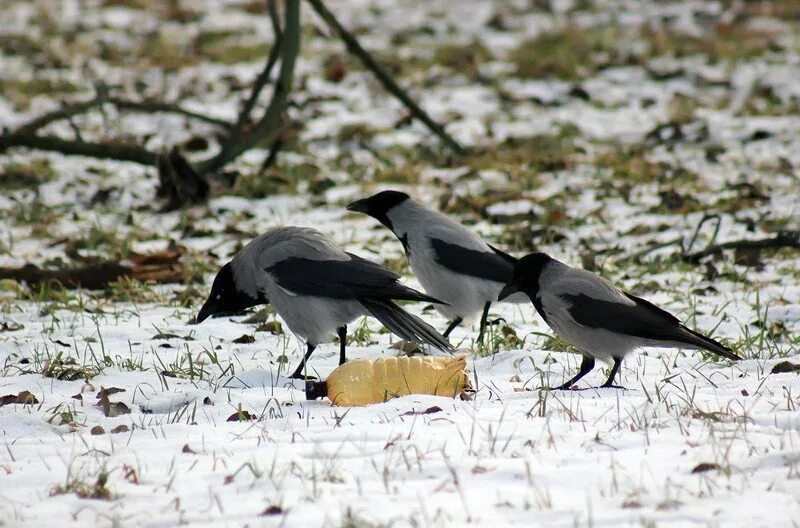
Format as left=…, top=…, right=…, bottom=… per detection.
left=1, top=0, right=800, bottom=526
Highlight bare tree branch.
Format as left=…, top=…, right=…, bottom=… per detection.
left=234, top=0, right=284, bottom=132
left=11, top=96, right=231, bottom=137
left=681, top=231, right=800, bottom=263
left=0, top=133, right=158, bottom=165
left=306, top=0, right=467, bottom=155
left=197, top=0, right=300, bottom=175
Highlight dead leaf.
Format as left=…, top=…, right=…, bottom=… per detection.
left=227, top=410, right=256, bottom=422
left=97, top=394, right=131, bottom=417
left=122, top=464, right=139, bottom=484
left=182, top=444, right=196, bottom=454
left=153, top=333, right=181, bottom=340
left=203, top=396, right=214, bottom=405
left=241, top=308, right=273, bottom=323
left=656, top=499, right=683, bottom=511
left=255, top=321, right=283, bottom=334
left=402, top=406, right=442, bottom=416
left=262, top=505, right=284, bottom=516
left=691, top=462, right=721, bottom=474
left=391, top=340, right=424, bottom=356
left=71, top=393, right=83, bottom=401
left=0, top=390, right=39, bottom=406
left=110, top=425, right=130, bottom=434
left=771, top=361, right=800, bottom=374
left=90, top=426, right=105, bottom=435
left=96, top=387, right=126, bottom=399
left=232, top=334, right=256, bottom=344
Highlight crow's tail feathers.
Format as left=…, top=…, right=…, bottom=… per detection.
left=390, top=285, right=450, bottom=306
left=361, top=299, right=453, bottom=352
left=679, top=326, right=742, bottom=361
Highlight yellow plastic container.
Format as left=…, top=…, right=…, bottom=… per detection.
left=305, top=356, right=470, bottom=406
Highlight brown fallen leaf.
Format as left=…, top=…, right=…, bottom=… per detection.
left=255, top=321, right=283, bottom=334
left=110, top=425, right=130, bottom=434
left=691, top=462, right=722, bottom=474
left=97, top=394, right=131, bottom=417
left=232, top=334, right=256, bottom=344
left=227, top=410, right=256, bottom=422
left=771, top=361, right=800, bottom=374
left=182, top=444, right=196, bottom=454
left=90, top=425, right=105, bottom=435
left=391, top=340, right=424, bottom=356
left=96, top=387, right=126, bottom=399
left=203, top=396, right=214, bottom=405
left=0, top=390, right=39, bottom=406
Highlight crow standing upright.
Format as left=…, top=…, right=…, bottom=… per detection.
left=347, top=191, right=526, bottom=343
left=498, top=252, right=741, bottom=389
left=197, top=226, right=452, bottom=379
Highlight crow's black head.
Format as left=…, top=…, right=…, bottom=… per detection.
left=196, top=263, right=263, bottom=323
left=346, top=190, right=410, bottom=230
left=497, top=252, right=552, bottom=301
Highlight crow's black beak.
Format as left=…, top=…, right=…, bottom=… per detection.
left=346, top=199, right=367, bottom=213
left=497, top=281, right=520, bottom=301
left=195, top=302, right=213, bottom=324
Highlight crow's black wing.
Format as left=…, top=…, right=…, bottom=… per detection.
left=560, top=292, right=683, bottom=341
left=431, top=238, right=514, bottom=283
left=267, top=256, right=443, bottom=303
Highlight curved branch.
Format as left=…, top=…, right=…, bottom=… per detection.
left=234, top=0, right=284, bottom=131
left=197, top=0, right=300, bottom=175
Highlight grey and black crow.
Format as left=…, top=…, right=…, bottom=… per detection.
left=197, top=226, right=452, bottom=379
left=347, top=191, right=525, bottom=343
left=498, top=252, right=741, bottom=389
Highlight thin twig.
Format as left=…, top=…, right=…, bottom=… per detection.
left=234, top=0, right=284, bottom=132
left=15, top=98, right=102, bottom=135
left=618, top=237, right=683, bottom=264
left=681, top=231, right=800, bottom=263
left=684, top=213, right=721, bottom=254
left=12, top=96, right=230, bottom=137
left=109, top=98, right=231, bottom=128
left=306, top=0, right=467, bottom=155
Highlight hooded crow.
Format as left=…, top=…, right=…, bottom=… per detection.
left=498, top=252, right=741, bottom=389
left=347, top=191, right=526, bottom=343
left=197, top=226, right=453, bottom=379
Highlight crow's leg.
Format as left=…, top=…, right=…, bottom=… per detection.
left=290, top=343, right=316, bottom=379
left=600, top=357, right=625, bottom=389
left=443, top=317, right=463, bottom=338
left=552, top=355, right=595, bottom=390
left=337, top=326, right=347, bottom=365
left=477, top=301, right=491, bottom=344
